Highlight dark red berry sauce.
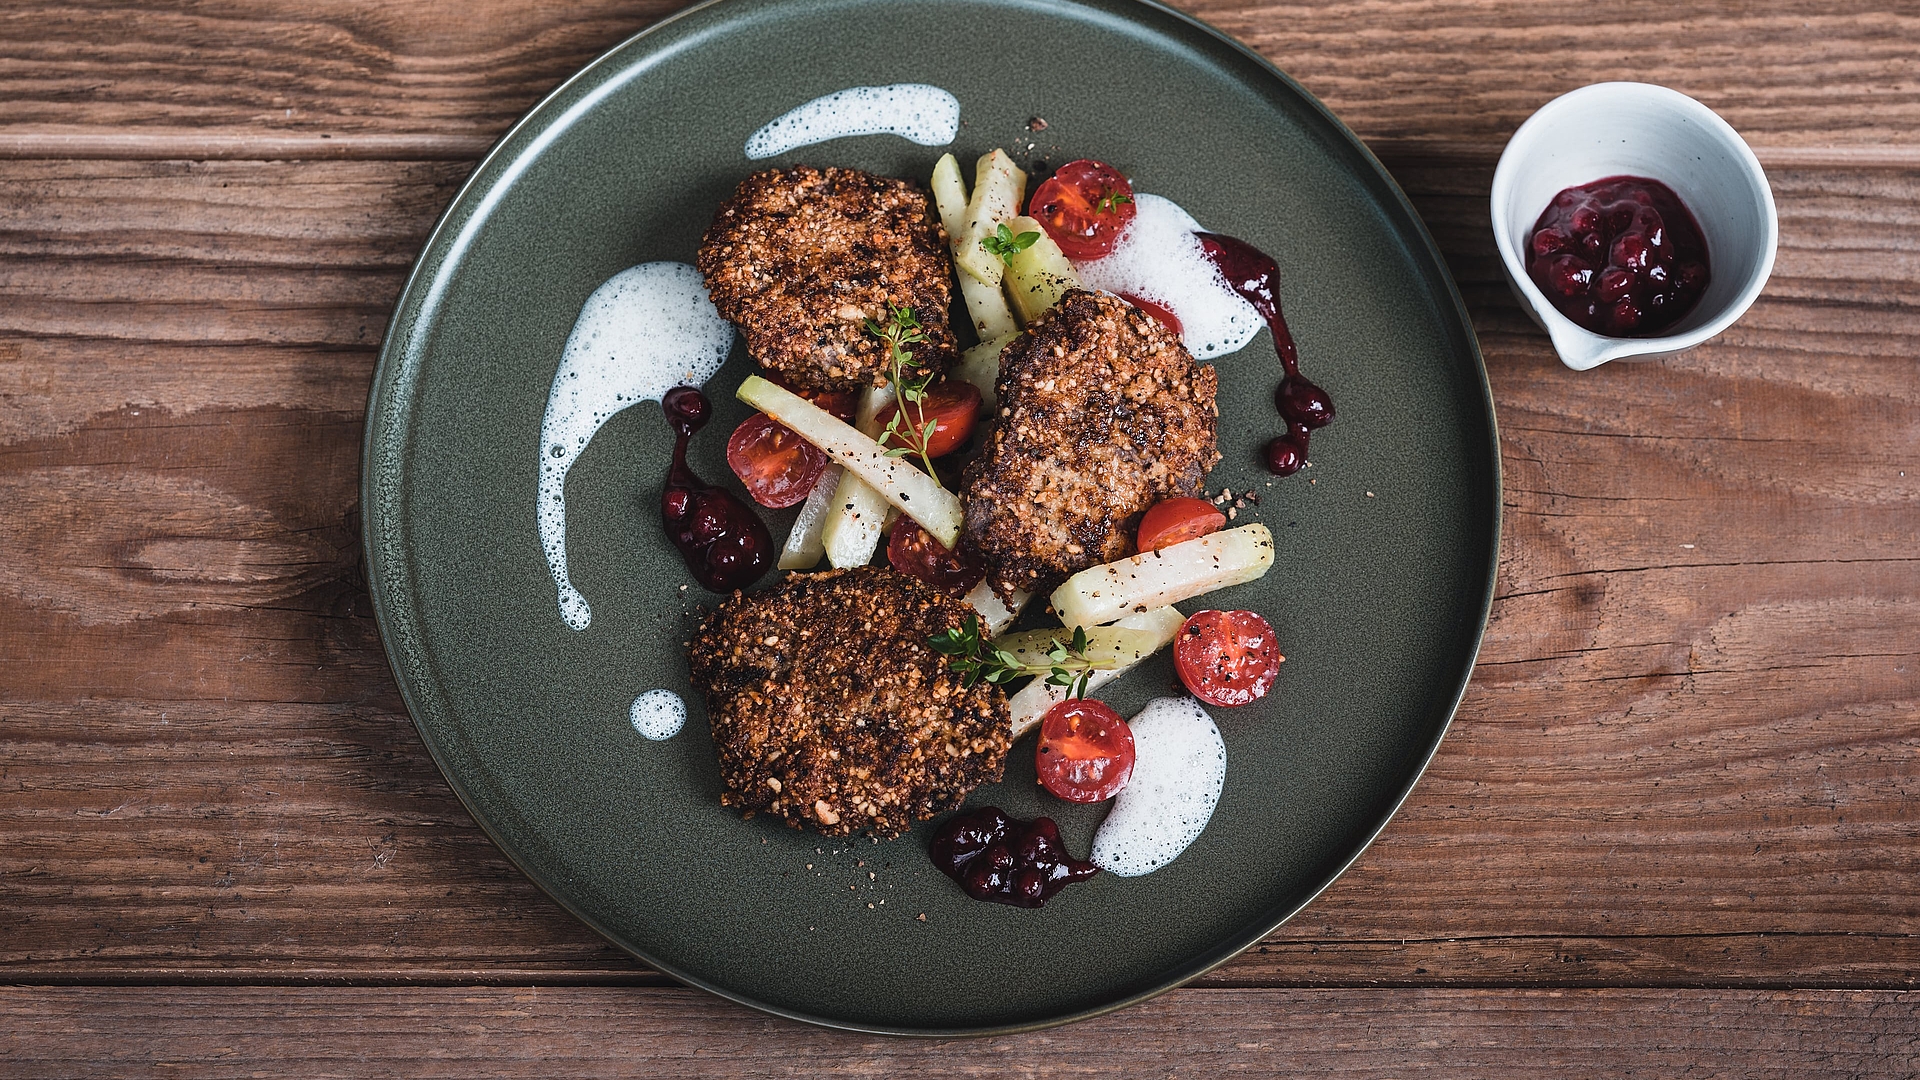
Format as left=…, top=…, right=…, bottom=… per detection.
left=1196, top=232, right=1335, bottom=476
left=660, top=386, right=772, bottom=592
left=930, top=807, right=1098, bottom=908
left=1526, top=175, right=1710, bottom=337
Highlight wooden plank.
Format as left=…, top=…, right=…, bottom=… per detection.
left=0, top=132, right=496, bottom=161
left=0, top=0, right=683, bottom=143
left=0, top=160, right=448, bottom=698
left=1, top=986, right=1916, bottom=1076
left=1, top=161, right=1915, bottom=987
left=7, top=690, right=1917, bottom=986
left=7, top=694, right=1918, bottom=987
left=0, top=2, right=1917, bottom=156
left=1201, top=0, right=1920, bottom=150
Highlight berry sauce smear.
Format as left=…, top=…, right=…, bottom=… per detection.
left=660, top=386, right=773, bottom=592
left=1527, top=175, right=1710, bottom=338
left=1196, top=232, right=1335, bottom=476
left=931, top=807, right=1098, bottom=908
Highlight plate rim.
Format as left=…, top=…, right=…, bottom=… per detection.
left=362, top=0, right=1502, bottom=1037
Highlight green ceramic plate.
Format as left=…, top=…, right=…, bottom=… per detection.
left=364, top=0, right=1499, bottom=1036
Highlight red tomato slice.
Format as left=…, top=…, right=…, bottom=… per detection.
left=811, top=390, right=858, bottom=424
left=1173, top=610, right=1282, bottom=707
left=1029, top=159, right=1138, bottom=261
left=873, top=380, right=981, bottom=459
left=1137, top=496, right=1226, bottom=553
left=725, top=413, right=829, bottom=508
left=1035, top=698, right=1136, bottom=803
left=887, top=520, right=984, bottom=593
left=1118, top=293, right=1183, bottom=336
left=758, top=369, right=856, bottom=422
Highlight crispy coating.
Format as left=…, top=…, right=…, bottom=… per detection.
left=687, top=567, right=1010, bottom=838
left=697, top=166, right=957, bottom=391
left=961, top=290, right=1221, bottom=602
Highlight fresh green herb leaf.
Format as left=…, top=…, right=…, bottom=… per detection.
left=1094, top=190, right=1134, bottom=214
left=863, top=301, right=946, bottom=489
left=929, top=615, right=1116, bottom=697
left=979, top=223, right=1041, bottom=266
left=929, top=620, right=975, bottom=656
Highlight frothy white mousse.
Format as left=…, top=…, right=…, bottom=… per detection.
left=745, top=84, right=960, bottom=160
left=629, top=688, right=687, bottom=740
left=1074, top=193, right=1263, bottom=360
left=1091, top=696, right=1228, bottom=877
left=538, top=262, right=733, bottom=630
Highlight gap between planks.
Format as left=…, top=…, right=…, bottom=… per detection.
left=4, top=985, right=1915, bottom=1078
left=0, top=131, right=1917, bottom=169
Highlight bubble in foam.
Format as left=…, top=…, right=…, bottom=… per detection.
left=744, top=84, right=960, bottom=160
left=1091, top=696, right=1227, bottom=877
left=537, top=262, right=733, bottom=631
left=1074, top=193, right=1264, bottom=360
left=629, top=688, right=687, bottom=740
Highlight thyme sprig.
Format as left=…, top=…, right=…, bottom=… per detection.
left=929, top=615, right=1108, bottom=699
left=979, top=222, right=1041, bottom=265
left=863, top=302, right=944, bottom=488
left=1094, top=189, right=1134, bottom=214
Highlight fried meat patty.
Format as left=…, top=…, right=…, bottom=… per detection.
left=687, top=567, right=1010, bottom=838
left=697, top=166, right=957, bottom=391
left=962, top=290, right=1221, bottom=601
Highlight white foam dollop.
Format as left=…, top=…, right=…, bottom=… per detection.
left=745, top=84, right=960, bottom=160
left=538, top=262, right=734, bottom=630
left=1091, top=696, right=1227, bottom=877
left=629, top=688, right=687, bottom=740
left=1073, top=193, right=1264, bottom=360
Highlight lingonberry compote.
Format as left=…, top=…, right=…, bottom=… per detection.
left=660, top=386, right=773, bottom=592
left=930, top=807, right=1098, bottom=908
left=1526, top=176, right=1710, bottom=337
left=1195, top=232, right=1335, bottom=476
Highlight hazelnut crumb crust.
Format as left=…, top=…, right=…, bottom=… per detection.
left=697, top=166, right=957, bottom=391
left=961, top=289, right=1221, bottom=602
left=688, top=566, right=1010, bottom=838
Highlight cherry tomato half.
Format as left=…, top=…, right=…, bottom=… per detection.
left=726, top=413, right=829, bottom=508
left=1117, top=293, right=1183, bottom=337
left=1035, top=698, right=1136, bottom=803
left=811, top=389, right=859, bottom=424
left=873, top=380, right=981, bottom=459
left=1136, top=496, right=1227, bottom=553
left=1173, top=610, right=1283, bottom=707
left=1030, top=159, right=1138, bottom=261
left=759, top=370, right=856, bottom=422
left=887, top=520, right=985, bottom=593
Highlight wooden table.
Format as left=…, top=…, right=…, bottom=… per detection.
left=3, top=1, right=1916, bottom=1072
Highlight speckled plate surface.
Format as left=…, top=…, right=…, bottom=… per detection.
left=363, top=0, right=1499, bottom=1036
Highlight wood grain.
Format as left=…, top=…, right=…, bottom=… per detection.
left=1, top=156, right=1915, bottom=993
left=1, top=1, right=1918, bottom=158
left=3, top=986, right=1917, bottom=1077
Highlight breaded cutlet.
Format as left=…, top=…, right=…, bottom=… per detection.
left=697, top=166, right=957, bottom=391
left=687, top=566, right=1010, bottom=838
left=961, top=289, right=1221, bottom=603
